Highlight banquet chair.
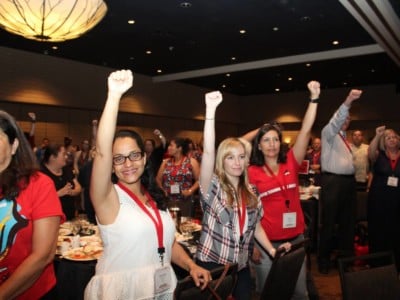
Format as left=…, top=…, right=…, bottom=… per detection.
left=174, top=263, right=238, bottom=300
left=260, top=239, right=308, bottom=300
left=338, top=251, right=400, bottom=300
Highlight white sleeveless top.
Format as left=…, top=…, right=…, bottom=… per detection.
left=84, top=184, right=177, bottom=300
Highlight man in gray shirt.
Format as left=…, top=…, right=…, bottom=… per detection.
left=318, top=89, right=362, bottom=274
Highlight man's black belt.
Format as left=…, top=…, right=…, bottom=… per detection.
left=322, top=171, right=354, bottom=178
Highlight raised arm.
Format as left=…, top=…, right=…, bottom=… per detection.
left=154, top=129, right=167, bottom=148
left=91, top=119, right=98, bottom=147
left=27, top=112, right=36, bottom=137
left=200, top=91, right=223, bottom=193
left=292, top=81, right=320, bottom=164
left=322, top=89, right=362, bottom=141
left=368, top=125, right=385, bottom=163
left=90, top=70, right=133, bottom=222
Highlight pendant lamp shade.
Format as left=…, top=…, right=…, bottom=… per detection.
left=0, top=0, right=108, bottom=42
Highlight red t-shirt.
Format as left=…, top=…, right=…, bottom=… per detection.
left=0, top=172, right=65, bottom=299
left=248, top=149, right=305, bottom=241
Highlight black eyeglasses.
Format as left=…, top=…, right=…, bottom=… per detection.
left=113, top=151, right=144, bottom=165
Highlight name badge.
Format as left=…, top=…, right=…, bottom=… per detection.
left=387, top=176, right=398, bottom=187
left=283, top=212, right=297, bottom=228
left=170, top=184, right=180, bottom=194
left=154, top=266, right=172, bottom=294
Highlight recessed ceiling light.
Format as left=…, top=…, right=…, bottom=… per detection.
left=332, top=40, right=339, bottom=45
left=300, top=16, right=311, bottom=22
left=222, top=84, right=226, bottom=88
left=275, top=88, right=280, bottom=92
left=288, top=77, right=293, bottom=81
left=272, top=27, right=279, bottom=31
left=306, top=63, right=311, bottom=67
left=146, top=50, right=152, bottom=54
left=128, top=20, right=135, bottom=24
left=239, top=29, right=246, bottom=34
left=157, top=69, right=162, bottom=73
left=231, top=57, right=236, bottom=61
left=226, top=73, right=231, bottom=77
left=371, top=69, right=375, bottom=73
left=180, top=2, right=192, bottom=8
left=343, top=82, right=348, bottom=86
left=129, top=57, right=134, bottom=60
left=52, top=46, right=58, bottom=50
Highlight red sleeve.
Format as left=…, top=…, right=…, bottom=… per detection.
left=29, top=172, right=66, bottom=223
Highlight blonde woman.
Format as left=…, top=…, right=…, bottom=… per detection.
left=195, top=91, right=286, bottom=300
left=368, top=126, right=400, bottom=271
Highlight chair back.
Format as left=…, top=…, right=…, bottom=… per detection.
left=338, top=251, right=400, bottom=300
left=260, top=239, right=308, bottom=300
left=174, top=263, right=238, bottom=300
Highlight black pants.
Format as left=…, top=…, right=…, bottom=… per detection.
left=319, top=173, right=356, bottom=264
left=196, top=260, right=252, bottom=300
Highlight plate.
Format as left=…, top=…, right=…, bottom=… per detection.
left=63, top=246, right=103, bottom=261
left=59, top=228, right=72, bottom=236
left=60, top=221, right=72, bottom=229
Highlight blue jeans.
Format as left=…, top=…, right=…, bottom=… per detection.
left=251, top=234, right=309, bottom=300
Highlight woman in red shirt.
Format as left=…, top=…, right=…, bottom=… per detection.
left=248, top=81, right=320, bottom=299
left=0, top=110, right=64, bottom=299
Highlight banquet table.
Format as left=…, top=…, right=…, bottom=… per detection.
left=53, top=219, right=201, bottom=299
left=54, top=256, right=96, bottom=300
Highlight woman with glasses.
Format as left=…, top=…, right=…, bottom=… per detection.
left=367, top=126, right=400, bottom=271
left=248, top=81, right=320, bottom=299
left=84, top=70, right=210, bottom=300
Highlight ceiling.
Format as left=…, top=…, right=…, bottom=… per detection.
left=1, top=0, right=399, bottom=96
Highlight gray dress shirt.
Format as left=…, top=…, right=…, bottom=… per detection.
left=321, top=104, right=355, bottom=175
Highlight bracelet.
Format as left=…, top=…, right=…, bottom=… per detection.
left=310, top=98, right=319, bottom=103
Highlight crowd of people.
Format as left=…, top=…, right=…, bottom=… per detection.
left=1, top=68, right=399, bottom=299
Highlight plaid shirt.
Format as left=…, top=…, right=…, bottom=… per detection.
left=196, top=174, right=263, bottom=270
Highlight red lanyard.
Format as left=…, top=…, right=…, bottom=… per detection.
left=237, top=190, right=246, bottom=241
left=312, top=151, right=320, bottom=165
left=264, top=164, right=291, bottom=210
left=386, top=152, right=399, bottom=172
left=117, top=182, right=165, bottom=264
left=339, top=132, right=352, bottom=154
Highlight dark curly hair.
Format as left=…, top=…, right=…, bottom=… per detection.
left=0, top=111, right=38, bottom=199
left=112, top=130, right=168, bottom=211
left=250, top=122, right=288, bottom=166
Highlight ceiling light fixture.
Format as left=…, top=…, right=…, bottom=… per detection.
left=180, top=2, right=192, bottom=8
left=0, top=0, right=107, bottom=42
left=128, top=20, right=135, bottom=24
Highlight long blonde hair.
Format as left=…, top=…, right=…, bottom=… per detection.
left=215, top=137, right=258, bottom=208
